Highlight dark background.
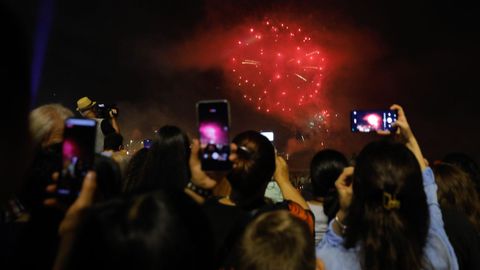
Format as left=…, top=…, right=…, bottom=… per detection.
left=5, top=0, right=479, bottom=169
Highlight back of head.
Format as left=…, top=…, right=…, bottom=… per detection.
left=103, top=132, right=123, bottom=151
left=345, top=140, right=428, bottom=270
left=63, top=191, right=213, bottom=270
left=75, top=96, right=96, bottom=118
left=433, top=162, right=480, bottom=232
left=134, top=125, right=191, bottom=193
left=442, top=152, right=480, bottom=194
left=91, top=153, right=123, bottom=201
left=29, top=103, right=73, bottom=149
left=228, top=130, right=276, bottom=209
left=123, top=148, right=149, bottom=193
left=310, top=149, right=348, bottom=220
left=310, top=149, right=348, bottom=198
left=236, top=210, right=316, bottom=270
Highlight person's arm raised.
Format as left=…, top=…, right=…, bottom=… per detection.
left=377, top=104, right=426, bottom=171
left=274, top=156, right=310, bottom=210
left=332, top=167, right=354, bottom=236
left=186, top=139, right=237, bottom=203
left=109, top=109, right=121, bottom=134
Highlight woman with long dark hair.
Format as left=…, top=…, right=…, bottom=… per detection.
left=126, top=125, right=191, bottom=194
left=316, top=105, right=458, bottom=270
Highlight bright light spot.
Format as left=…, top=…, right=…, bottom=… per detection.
left=364, top=114, right=382, bottom=129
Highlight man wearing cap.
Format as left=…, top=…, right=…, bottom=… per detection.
left=76, top=96, right=120, bottom=153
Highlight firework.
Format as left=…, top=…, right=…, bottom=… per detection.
left=228, top=18, right=326, bottom=115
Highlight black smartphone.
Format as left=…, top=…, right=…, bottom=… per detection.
left=57, top=118, right=97, bottom=201
left=196, top=100, right=232, bottom=171
left=351, top=109, right=398, bottom=133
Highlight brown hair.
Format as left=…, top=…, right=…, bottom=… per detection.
left=345, top=141, right=428, bottom=270
left=236, top=210, right=316, bottom=270
left=433, top=162, right=480, bottom=232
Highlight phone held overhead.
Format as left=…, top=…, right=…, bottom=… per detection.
left=196, top=100, right=232, bottom=171
left=56, top=118, right=97, bottom=202
left=350, top=109, right=398, bottom=133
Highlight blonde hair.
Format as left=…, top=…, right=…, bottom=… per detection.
left=29, top=103, right=73, bottom=148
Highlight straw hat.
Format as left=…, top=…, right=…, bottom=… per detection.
left=76, top=96, right=96, bottom=112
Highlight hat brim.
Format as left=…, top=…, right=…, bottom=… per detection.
left=77, top=101, right=96, bottom=111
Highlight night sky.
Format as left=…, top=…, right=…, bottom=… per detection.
left=6, top=0, right=479, bottom=169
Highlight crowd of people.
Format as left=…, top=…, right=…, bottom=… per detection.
left=0, top=91, right=478, bottom=270
left=2, top=1, right=480, bottom=268
left=1, top=13, right=480, bottom=264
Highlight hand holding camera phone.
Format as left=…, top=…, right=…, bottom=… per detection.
left=56, top=118, right=96, bottom=202
left=196, top=100, right=232, bottom=171
left=350, top=109, right=398, bottom=133
left=95, top=103, right=119, bottom=119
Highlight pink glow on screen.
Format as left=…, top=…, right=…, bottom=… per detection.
left=364, top=113, right=381, bottom=129
left=199, top=122, right=228, bottom=145
left=62, top=139, right=79, bottom=159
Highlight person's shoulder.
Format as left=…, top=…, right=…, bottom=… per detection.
left=203, top=197, right=241, bottom=213
left=317, top=242, right=361, bottom=270
left=269, top=200, right=315, bottom=233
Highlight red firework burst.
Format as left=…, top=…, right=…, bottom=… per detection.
left=228, top=18, right=326, bottom=115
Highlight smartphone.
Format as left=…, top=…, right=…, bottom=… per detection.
left=351, top=109, right=398, bottom=132
left=196, top=100, right=232, bottom=171
left=260, top=131, right=274, bottom=142
left=57, top=118, right=97, bottom=201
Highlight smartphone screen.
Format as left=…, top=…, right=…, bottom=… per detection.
left=57, top=118, right=97, bottom=200
left=197, top=100, right=232, bottom=171
left=351, top=109, right=398, bottom=132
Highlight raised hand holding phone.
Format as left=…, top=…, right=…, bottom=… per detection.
left=377, top=104, right=426, bottom=170
left=56, top=118, right=96, bottom=203
left=189, top=139, right=219, bottom=190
